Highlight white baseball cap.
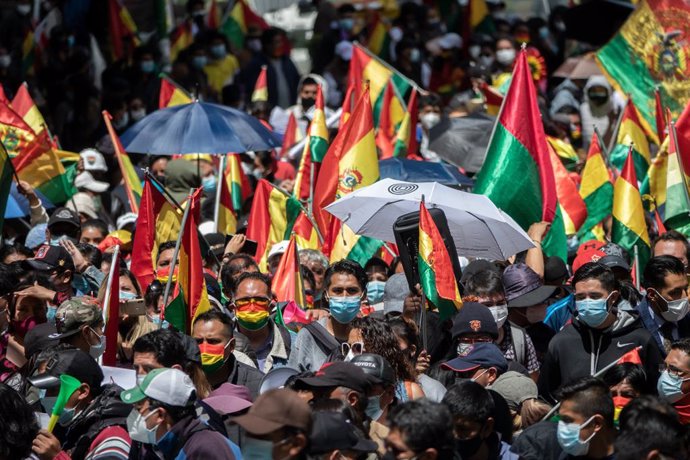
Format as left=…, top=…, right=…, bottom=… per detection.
left=120, top=368, right=195, bottom=407
left=80, top=148, right=108, bottom=172
left=268, top=240, right=290, bottom=259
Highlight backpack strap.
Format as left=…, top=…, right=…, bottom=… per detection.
left=304, top=322, right=340, bottom=356
left=510, top=324, right=526, bottom=365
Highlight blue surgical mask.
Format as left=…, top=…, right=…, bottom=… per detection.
left=192, top=55, right=208, bottom=69
left=202, top=175, right=217, bottom=194
left=328, top=295, right=361, bottom=324
left=657, top=370, right=690, bottom=403
left=47, top=306, right=57, bottom=324
left=120, top=290, right=138, bottom=300
left=557, top=416, right=596, bottom=457
left=211, top=44, right=227, bottom=58
left=58, top=405, right=78, bottom=426
left=89, top=328, right=106, bottom=359
left=242, top=436, right=274, bottom=460
left=366, top=281, right=385, bottom=304
left=576, top=294, right=612, bottom=328
left=365, top=394, right=384, bottom=421
left=140, top=60, right=155, bottom=73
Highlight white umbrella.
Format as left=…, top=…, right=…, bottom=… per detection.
left=324, top=178, right=534, bottom=260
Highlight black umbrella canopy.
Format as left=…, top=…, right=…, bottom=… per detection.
left=427, top=113, right=495, bottom=174
left=564, top=0, right=634, bottom=46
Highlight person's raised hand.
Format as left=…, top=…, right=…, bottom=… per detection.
left=305, top=309, right=329, bottom=322
left=15, top=282, right=55, bottom=303
left=60, top=239, right=89, bottom=273
left=32, top=429, right=62, bottom=460
left=527, top=221, right=551, bottom=244
left=224, top=233, right=246, bottom=256
left=17, top=180, right=40, bottom=206
left=415, top=349, right=430, bottom=374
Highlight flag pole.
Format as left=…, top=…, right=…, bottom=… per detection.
left=162, top=188, right=194, bottom=309
left=633, top=245, right=640, bottom=291
left=103, top=110, right=139, bottom=213
left=214, top=155, right=226, bottom=232
left=669, top=120, right=690, bottom=214
left=606, top=98, right=628, bottom=155
left=100, top=245, right=120, bottom=366
left=593, top=125, right=615, bottom=176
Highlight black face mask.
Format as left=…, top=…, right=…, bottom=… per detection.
left=588, top=93, right=608, bottom=105
left=455, top=434, right=484, bottom=459
left=301, top=97, right=315, bottom=111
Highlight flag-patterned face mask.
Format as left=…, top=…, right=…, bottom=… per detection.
left=199, top=341, right=231, bottom=374
left=234, top=297, right=271, bottom=331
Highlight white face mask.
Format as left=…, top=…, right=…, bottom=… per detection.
left=421, top=112, right=441, bottom=130
left=126, top=408, right=160, bottom=444
left=489, top=304, right=509, bottom=329
left=662, top=298, right=690, bottom=323
left=496, top=48, right=516, bottom=66
left=130, top=108, right=146, bottom=122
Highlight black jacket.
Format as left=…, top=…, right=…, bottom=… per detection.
left=226, top=358, right=264, bottom=399
left=635, top=297, right=690, bottom=358
left=538, top=309, right=662, bottom=402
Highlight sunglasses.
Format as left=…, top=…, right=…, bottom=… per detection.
left=341, top=341, right=365, bottom=357
left=234, top=297, right=271, bottom=307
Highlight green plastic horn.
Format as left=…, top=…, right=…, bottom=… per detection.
left=47, top=374, right=81, bottom=432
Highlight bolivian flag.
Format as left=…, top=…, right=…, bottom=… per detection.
left=612, top=147, right=651, bottom=269
left=280, top=112, right=302, bottom=159
left=0, top=102, right=36, bottom=157
left=130, top=176, right=183, bottom=290
left=309, top=85, right=329, bottom=162
left=165, top=188, right=211, bottom=333
left=218, top=158, right=237, bottom=235
left=246, top=179, right=302, bottom=272
left=271, top=236, right=307, bottom=307
left=376, top=80, right=405, bottom=158
left=108, top=0, right=140, bottom=60
left=393, top=89, right=418, bottom=158
left=251, top=66, right=268, bottom=102
left=159, top=75, right=192, bottom=108
left=479, top=81, right=503, bottom=116
left=418, top=202, right=462, bottom=321
left=225, top=153, right=250, bottom=213
left=104, top=111, right=142, bottom=213
left=664, top=120, right=690, bottom=236
left=170, top=22, right=193, bottom=62
left=549, top=143, right=586, bottom=235
left=578, top=131, right=613, bottom=242
left=222, top=0, right=269, bottom=49
left=12, top=82, right=46, bottom=134
left=610, top=100, right=651, bottom=183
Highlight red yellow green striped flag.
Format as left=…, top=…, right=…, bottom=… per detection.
left=165, top=188, right=212, bottom=333
left=159, top=75, right=192, bottom=108
left=130, top=176, right=183, bottom=290
left=294, top=142, right=312, bottom=201
left=271, top=236, right=307, bottom=307
left=280, top=112, right=302, bottom=159
left=610, top=100, right=651, bottom=182
left=207, top=0, right=221, bottom=29
left=392, top=89, right=419, bottom=158
left=251, top=65, right=268, bottom=102
left=349, top=44, right=411, bottom=127
left=309, top=85, right=329, bottom=162
left=366, top=13, right=390, bottom=60
left=221, top=0, right=269, bottom=49
left=663, top=119, right=690, bottom=236
left=376, top=80, right=399, bottom=159
left=418, top=202, right=462, bottom=321
left=479, top=81, right=503, bottom=116
left=547, top=136, right=578, bottom=168
left=170, top=22, right=194, bottom=62
left=225, top=153, right=250, bottom=213
left=12, top=83, right=46, bottom=134
left=315, top=89, right=382, bottom=264
left=246, top=179, right=302, bottom=271
left=218, top=159, right=237, bottom=235
left=474, top=49, right=562, bottom=258
left=107, top=0, right=140, bottom=60
left=549, top=143, right=587, bottom=235
left=612, top=147, right=651, bottom=269
left=578, top=131, right=613, bottom=242
left=655, top=88, right=666, bottom=144
left=104, top=111, right=142, bottom=213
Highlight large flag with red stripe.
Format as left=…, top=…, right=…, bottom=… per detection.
left=271, top=236, right=307, bottom=307
left=159, top=75, right=192, bottom=109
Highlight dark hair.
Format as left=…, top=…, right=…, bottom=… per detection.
left=0, top=383, right=40, bottom=460
left=464, top=270, right=505, bottom=298
left=671, top=338, right=690, bottom=356
left=387, top=399, right=455, bottom=458
left=324, top=259, right=368, bottom=293
left=643, top=256, right=686, bottom=290
left=145, top=279, right=163, bottom=311
left=351, top=316, right=416, bottom=381
left=653, top=230, right=690, bottom=262
left=364, top=257, right=389, bottom=274
left=301, top=76, right=318, bottom=88
left=76, top=242, right=103, bottom=268
left=156, top=241, right=177, bottom=262
left=261, top=27, right=285, bottom=51
left=387, top=257, right=403, bottom=278
left=132, top=329, right=187, bottom=367
left=220, top=254, right=259, bottom=295
left=82, top=219, right=108, bottom=237
left=151, top=395, right=198, bottom=424
left=0, top=264, right=15, bottom=297
left=615, top=396, right=687, bottom=460
left=419, top=93, right=442, bottom=109
left=0, top=242, right=32, bottom=263
left=388, top=316, right=420, bottom=354
left=300, top=265, right=316, bottom=291
left=231, top=271, right=271, bottom=298
left=572, top=262, right=618, bottom=293
left=601, top=363, right=647, bottom=395
left=443, top=380, right=495, bottom=424
left=555, top=376, right=614, bottom=428
left=193, top=309, right=234, bottom=339
left=311, top=399, right=366, bottom=441
left=118, top=267, right=142, bottom=296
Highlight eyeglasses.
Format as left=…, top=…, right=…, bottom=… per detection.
left=660, top=363, right=690, bottom=378
left=234, top=297, right=271, bottom=307
left=457, top=336, right=493, bottom=345
left=341, top=341, right=365, bottom=357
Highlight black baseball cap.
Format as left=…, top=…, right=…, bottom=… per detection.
left=294, top=362, right=371, bottom=393
left=23, top=244, right=75, bottom=272
left=204, top=233, right=226, bottom=260
left=48, top=207, right=81, bottom=229
left=350, top=353, right=396, bottom=386
left=451, top=302, right=498, bottom=340
left=309, top=412, right=378, bottom=455
left=29, top=348, right=103, bottom=390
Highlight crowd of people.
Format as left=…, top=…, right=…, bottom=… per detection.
left=0, top=0, right=688, bottom=459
